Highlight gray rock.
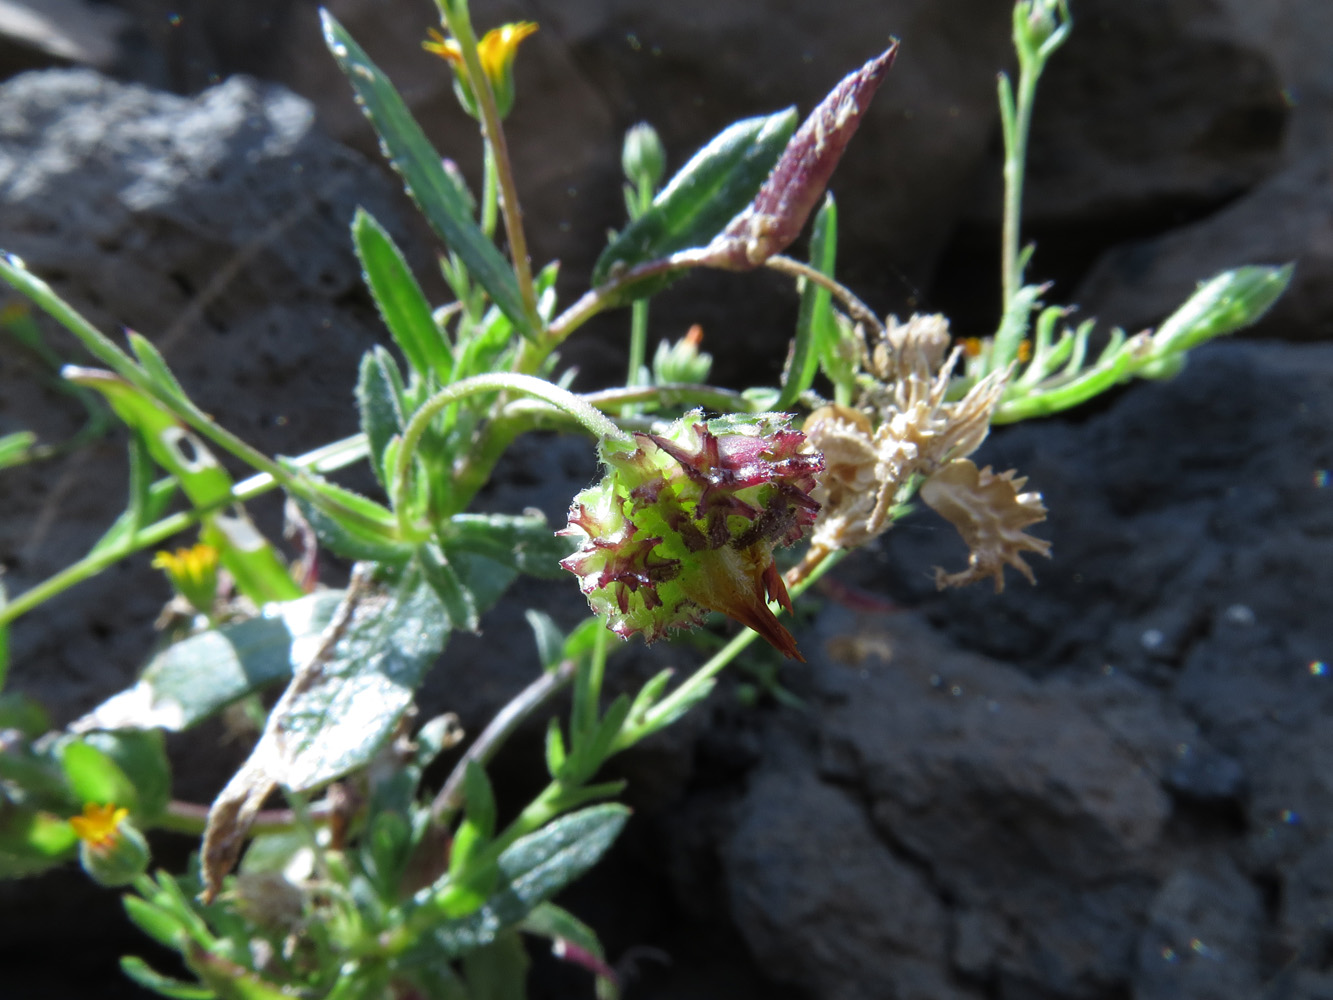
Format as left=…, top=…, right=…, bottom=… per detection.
left=1134, top=856, right=1264, bottom=1000
left=724, top=744, right=966, bottom=1000
left=0, top=68, right=421, bottom=726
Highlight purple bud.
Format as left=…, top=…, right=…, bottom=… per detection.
left=703, top=42, right=898, bottom=270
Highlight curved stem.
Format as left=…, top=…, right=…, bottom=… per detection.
left=622, top=548, right=843, bottom=745
left=430, top=657, right=577, bottom=826
left=393, top=373, right=631, bottom=536
left=765, top=255, right=885, bottom=340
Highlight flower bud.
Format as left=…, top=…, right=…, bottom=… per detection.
left=622, top=122, right=666, bottom=190
left=71, top=803, right=149, bottom=887
left=560, top=412, right=823, bottom=659
left=652, top=324, right=712, bottom=385
left=423, top=22, right=537, bottom=120
left=152, top=543, right=219, bottom=614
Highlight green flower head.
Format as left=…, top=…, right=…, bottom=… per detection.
left=560, top=411, right=823, bottom=659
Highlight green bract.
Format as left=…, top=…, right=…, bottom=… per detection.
left=560, top=412, right=824, bottom=660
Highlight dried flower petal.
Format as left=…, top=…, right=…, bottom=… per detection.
left=919, top=458, right=1051, bottom=591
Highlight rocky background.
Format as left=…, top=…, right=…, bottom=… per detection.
left=1, top=0, right=1330, bottom=998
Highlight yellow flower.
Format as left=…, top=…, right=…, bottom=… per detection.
left=423, top=22, right=538, bottom=119
left=69, top=802, right=129, bottom=851
left=152, top=542, right=219, bottom=613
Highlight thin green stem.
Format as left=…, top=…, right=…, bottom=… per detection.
left=624, top=548, right=844, bottom=745
left=481, top=139, right=500, bottom=240
left=393, top=373, right=631, bottom=536
left=999, top=68, right=1037, bottom=315
left=624, top=178, right=656, bottom=416
left=434, top=1, right=540, bottom=331
left=430, top=657, right=577, bottom=825
left=156, top=798, right=332, bottom=837
left=0, top=435, right=368, bottom=627
left=765, top=255, right=885, bottom=341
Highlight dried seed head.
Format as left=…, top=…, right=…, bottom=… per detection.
left=919, top=459, right=1052, bottom=591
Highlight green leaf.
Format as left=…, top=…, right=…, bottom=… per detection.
left=0, top=804, right=78, bottom=876
left=119, top=957, right=213, bottom=1000
left=323, top=14, right=536, bottom=339
left=81, top=730, right=171, bottom=822
left=353, top=209, right=452, bottom=381
left=520, top=903, right=618, bottom=998
left=259, top=566, right=451, bottom=792
left=356, top=347, right=407, bottom=490
left=0, top=430, right=35, bottom=469
left=287, top=472, right=415, bottom=564
left=592, top=108, right=799, bottom=298
left=124, top=895, right=190, bottom=951
left=418, top=544, right=480, bottom=633
left=1149, top=264, right=1294, bottom=357
left=778, top=193, right=837, bottom=409
left=419, top=804, right=630, bottom=957
left=462, top=760, right=497, bottom=840
left=67, top=369, right=301, bottom=605
left=544, top=718, right=567, bottom=780
left=525, top=610, right=565, bottom=671
left=73, top=591, right=345, bottom=733
left=444, top=512, right=576, bottom=580
left=59, top=738, right=139, bottom=810
left=127, top=331, right=189, bottom=405
left=186, top=947, right=295, bottom=1000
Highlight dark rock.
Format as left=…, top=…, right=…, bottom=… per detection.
left=0, top=67, right=422, bottom=725
left=1134, top=856, right=1265, bottom=1000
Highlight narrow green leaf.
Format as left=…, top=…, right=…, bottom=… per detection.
left=123, top=896, right=189, bottom=951
left=322, top=14, right=535, bottom=339
left=544, top=718, right=567, bottom=780
left=626, top=668, right=674, bottom=725
left=73, top=591, right=345, bottom=733
left=126, top=331, right=188, bottom=405
left=525, top=610, right=565, bottom=671
left=0, top=430, right=35, bottom=469
left=287, top=473, right=415, bottom=564
left=520, top=903, right=618, bottom=997
left=592, top=108, right=799, bottom=298
left=0, top=577, right=8, bottom=691
left=420, top=804, right=630, bottom=957
left=418, top=545, right=480, bottom=633
left=59, top=739, right=139, bottom=810
left=119, top=957, right=214, bottom=1000
left=444, top=512, right=576, bottom=579
left=354, top=209, right=451, bottom=381
left=462, top=761, right=497, bottom=839
left=80, top=730, right=172, bottom=822
left=356, top=347, right=407, bottom=490
left=778, top=193, right=837, bottom=409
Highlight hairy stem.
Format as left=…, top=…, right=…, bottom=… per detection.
left=434, top=1, right=540, bottom=331
left=765, top=255, right=885, bottom=340
left=430, top=657, right=577, bottom=825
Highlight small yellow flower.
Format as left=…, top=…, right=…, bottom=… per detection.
left=152, top=542, right=219, bottom=613
left=69, top=802, right=129, bottom=851
left=423, top=22, right=538, bottom=119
